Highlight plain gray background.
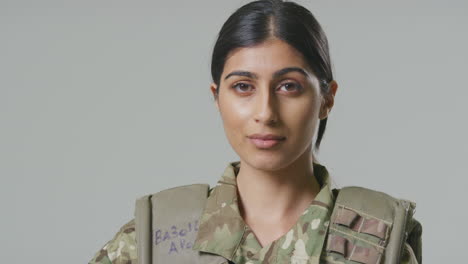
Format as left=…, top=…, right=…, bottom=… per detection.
left=1, top=0, right=466, bottom=263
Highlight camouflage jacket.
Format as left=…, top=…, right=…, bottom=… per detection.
left=89, top=161, right=419, bottom=264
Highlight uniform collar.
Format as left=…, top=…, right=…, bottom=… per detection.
left=192, top=160, right=335, bottom=261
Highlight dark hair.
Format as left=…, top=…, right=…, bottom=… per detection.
left=210, top=0, right=334, bottom=151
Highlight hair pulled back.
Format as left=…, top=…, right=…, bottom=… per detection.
left=211, top=0, right=334, bottom=151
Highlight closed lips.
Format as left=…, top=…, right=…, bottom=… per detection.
left=248, top=134, right=285, bottom=140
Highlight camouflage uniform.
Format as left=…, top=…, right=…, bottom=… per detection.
left=89, top=161, right=418, bottom=263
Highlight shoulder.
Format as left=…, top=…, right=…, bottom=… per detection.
left=89, top=219, right=137, bottom=264
left=329, top=186, right=422, bottom=263
left=89, top=184, right=213, bottom=264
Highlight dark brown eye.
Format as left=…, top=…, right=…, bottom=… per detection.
left=278, top=82, right=302, bottom=92
left=232, top=82, right=253, bottom=93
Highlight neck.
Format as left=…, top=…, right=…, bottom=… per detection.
left=236, top=147, right=321, bottom=225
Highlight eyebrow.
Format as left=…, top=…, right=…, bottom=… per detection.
left=224, top=67, right=310, bottom=81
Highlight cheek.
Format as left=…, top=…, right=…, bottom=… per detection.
left=283, top=97, right=320, bottom=139
left=218, top=97, right=250, bottom=141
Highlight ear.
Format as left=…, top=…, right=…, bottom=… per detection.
left=210, top=82, right=219, bottom=110
left=319, top=80, right=338, bottom=120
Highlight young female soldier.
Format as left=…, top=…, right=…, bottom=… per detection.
left=89, top=1, right=422, bottom=263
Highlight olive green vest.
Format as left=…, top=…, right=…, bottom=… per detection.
left=135, top=184, right=422, bottom=264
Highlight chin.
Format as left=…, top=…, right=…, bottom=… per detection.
left=242, top=152, right=294, bottom=172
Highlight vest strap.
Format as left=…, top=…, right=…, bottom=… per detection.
left=327, top=234, right=382, bottom=263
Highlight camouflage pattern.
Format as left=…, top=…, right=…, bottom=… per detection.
left=89, top=161, right=419, bottom=264
left=192, top=161, right=334, bottom=264
left=89, top=219, right=137, bottom=264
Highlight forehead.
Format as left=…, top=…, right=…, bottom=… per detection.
left=222, top=38, right=311, bottom=77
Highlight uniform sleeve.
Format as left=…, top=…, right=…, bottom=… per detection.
left=400, top=242, right=420, bottom=264
left=89, top=219, right=138, bottom=264
left=400, top=217, right=423, bottom=264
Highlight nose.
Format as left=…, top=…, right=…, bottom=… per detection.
left=254, top=86, right=279, bottom=126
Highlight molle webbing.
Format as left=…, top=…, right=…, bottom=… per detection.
left=326, top=186, right=416, bottom=264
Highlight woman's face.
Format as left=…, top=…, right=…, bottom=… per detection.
left=210, top=38, right=337, bottom=171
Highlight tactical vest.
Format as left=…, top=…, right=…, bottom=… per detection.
left=135, top=184, right=422, bottom=264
